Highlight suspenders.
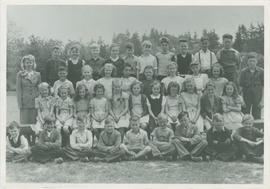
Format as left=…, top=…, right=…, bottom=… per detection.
left=199, top=50, right=213, bottom=69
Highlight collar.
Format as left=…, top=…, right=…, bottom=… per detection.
left=69, top=57, right=79, bottom=64
left=110, top=56, right=119, bottom=62
left=200, top=49, right=210, bottom=53
left=248, top=66, right=259, bottom=73
left=125, top=54, right=135, bottom=59
left=212, top=126, right=225, bottom=132
left=11, top=134, right=20, bottom=142
left=92, top=56, right=100, bottom=61
left=83, top=79, right=94, bottom=83
left=150, top=94, right=161, bottom=99
left=180, top=53, right=187, bottom=57
left=131, top=129, right=141, bottom=134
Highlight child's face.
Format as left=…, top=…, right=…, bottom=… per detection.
left=168, top=65, right=177, bottom=76
left=144, top=68, right=154, bottom=80
left=180, top=115, right=190, bottom=127
left=191, top=64, right=200, bottom=74
left=78, top=87, right=86, bottom=98
left=161, top=42, right=169, bottom=52
left=223, top=38, right=232, bottom=49
left=77, top=120, right=85, bottom=130
left=206, top=85, right=215, bottom=96
left=243, top=120, right=253, bottom=127
left=126, top=48, right=134, bottom=56
left=105, top=122, right=114, bottom=133
left=9, top=128, right=19, bottom=139
left=130, top=120, right=140, bottom=132
left=143, top=44, right=152, bottom=54
left=247, top=58, right=257, bottom=70
left=111, top=47, right=119, bottom=57
left=170, top=86, right=178, bottom=96
left=91, top=48, right=100, bottom=57
left=96, top=88, right=104, bottom=97
left=132, top=84, right=141, bottom=95
left=179, top=42, right=188, bottom=54
left=104, top=67, right=113, bottom=77
left=40, top=87, right=49, bottom=97
left=213, top=119, right=224, bottom=131
left=71, top=48, right=79, bottom=57
left=158, top=117, right=168, bottom=128
left=225, top=85, right=234, bottom=96
left=186, top=81, right=195, bottom=93
left=60, top=89, right=68, bottom=99
left=212, top=66, right=221, bottom=78
left=82, top=68, right=92, bottom=80
left=201, top=40, right=209, bottom=50
left=45, top=122, right=54, bottom=132
left=113, top=84, right=121, bottom=94
left=152, top=84, right=160, bottom=96
left=52, top=49, right=61, bottom=58
left=58, top=71, right=68, bottom=80
left=123, top=66, right=131, bottom=77
left=24, top=59, right=34, bottom=71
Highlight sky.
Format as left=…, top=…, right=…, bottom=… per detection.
left=7, top=5, right=264, bottom=43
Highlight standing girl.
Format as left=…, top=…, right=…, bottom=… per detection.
left=129, top=81, right=154, bottom=132
left=97, top=63, right=116, bottom=99
left=110, top=79, right=130, bottom=140
left=73, top=83, right=91, bottom=129
left=210, top=63, right=228, bottom=97
left=181, top=78, right=204, bottom=132
left=16, top=54, right=41, bottom=125
left=55, top=85, right=74, bottom=146
left=148, top=80, right=166, bottom=134
left=89, top=83, right=110, bottom=140
left=121, top=64, right=138, bottom=94
left=141, top=65, right=156, bottom=97
left=222, top=82, right=244, bottom=130
left=76, top=65, right=96, bottom=98
left=34, top=82, right=55, bottom=135
left=161, top=62, right=184, bottom=95
left=165, top=81, right=184, bottom=131
left=67, top=44, right=85, bottom=87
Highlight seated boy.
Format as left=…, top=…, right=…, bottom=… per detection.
left=172, top=112, right=208, bottom=162
left=205, top=113, right=238, bottom=161
left=6, top=121, right=30, bottom=162
left=93, top=117, right=126, bottom=162
left=233, top=114, right=263, bottom=164
left=150, top=113, right=176, bottom=161
left=120, top=116, right=151, bottom=160
left=31, top=117, right=63, bottom=163
left=63, top=116, right=93, bottom=162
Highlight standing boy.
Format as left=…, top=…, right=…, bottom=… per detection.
left=86, top=43, right=105, bottom=80
left=156, top=37, right=175, bottom=80
left=194, top=37, right=217, bottom=75
left=239, top=53, right=264, bottom=119
left=123, top=42, right=139, bottom=78
left=105, top=43, right=125, bottom=77
left=216, top=34, right=241, bottom=83
left=45, top=46, right=66, bottom=86
left=176, top=39, right=193, bottom=75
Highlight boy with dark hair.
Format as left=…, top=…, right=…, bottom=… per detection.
left=216, top=34, right=241, bottom=83
left=239, top=53, right=264, bottom=119
left=45, top=46, right=66, bottom=86
left=176, top=39, right=193, bottom=75
left=123, top=42, right=139, bottom=78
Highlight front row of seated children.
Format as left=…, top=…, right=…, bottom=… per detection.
left=6, top=112, right=264, bottom=164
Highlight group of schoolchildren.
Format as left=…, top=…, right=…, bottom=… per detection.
left=7, top=34, right=264, bottom=164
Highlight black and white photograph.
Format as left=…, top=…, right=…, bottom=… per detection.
left=2, top=2, right=268, bottom=186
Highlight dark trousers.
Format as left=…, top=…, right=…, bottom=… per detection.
left=205, top=143, right=238, bottom=161
left=235, top=141, right=263, bottom=158
left=20, top=126, right=36, bottom=146
left=62, top=146, right=94, bottom=161
left=242, top=87, right=262, bottom=119
left=31, top=145, right=64, bottom=163
left=93, top=147, right=126, bottom=162
left=172, top=138, right=208, bottom=158
left=61, top=127, right=72, bottom=147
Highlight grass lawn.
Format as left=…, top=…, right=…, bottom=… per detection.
left=5, top=93, right=264, bottom=184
